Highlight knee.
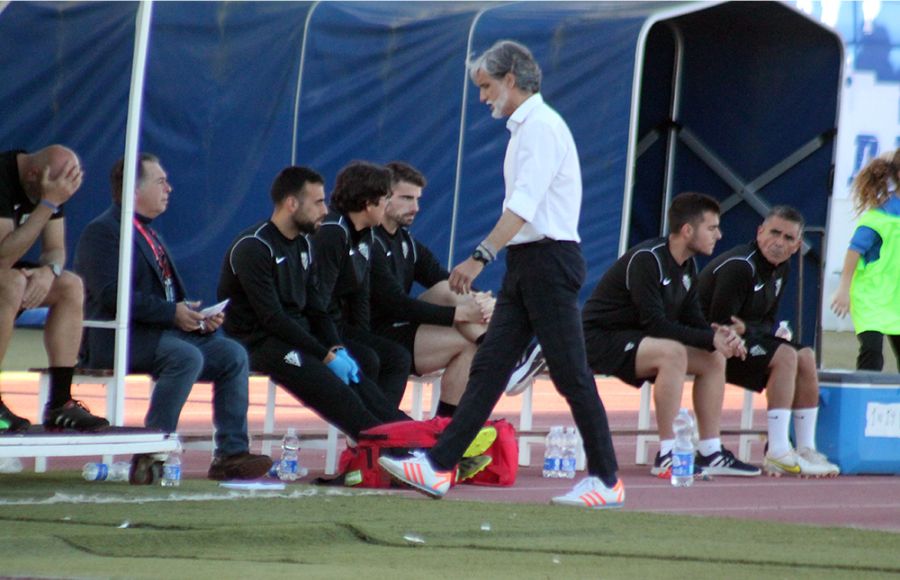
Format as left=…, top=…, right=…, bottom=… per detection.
left=172, top=344, right=204, bottom=376
left=771, top=345, right=798, bottom=372
left=55, top=271, right=84, bottom=304
left=0, top=270, right=26, bottom=307
left=660, top=344, right=688, bottom=373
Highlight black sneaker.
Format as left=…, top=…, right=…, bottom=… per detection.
left=42, top=400, right=110, bottom=432
left=695, top=446, right=761, bottom=477
left=650, top=450, right=672, bottom=476
left=129, top=453, right=164, bottom=485
left=207, top=452, right=273, bottom=481
left=505, top=342, right=546, bottom=396
left=0, top=401, right=31, bottom=432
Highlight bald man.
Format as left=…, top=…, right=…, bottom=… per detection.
left=0, top=145, right=108, bottom=433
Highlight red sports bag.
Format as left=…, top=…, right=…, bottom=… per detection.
left=339, top=416, right=517, bottom=488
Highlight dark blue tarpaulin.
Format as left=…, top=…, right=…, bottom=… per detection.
left=0, top=1, right=841, bottom=345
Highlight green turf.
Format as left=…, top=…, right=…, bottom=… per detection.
left=1, top=473, right=899, bottom=579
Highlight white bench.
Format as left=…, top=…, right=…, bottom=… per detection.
left=30, top=368, right=343, bottom=475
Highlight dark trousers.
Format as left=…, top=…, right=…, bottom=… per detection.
left=428, top=241, right=619, bottom=479
left=342, top=325, right=412, bottom=409
left=857, top=331, right=900, bottom=371
left=248, top=336, right=409, bottom=439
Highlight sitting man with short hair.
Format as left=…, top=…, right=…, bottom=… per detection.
left=0, top=145, right=108, bottom=432
left=698, top=205, right=839, bottom=477
left=369, top=161, right=543, bottom=418
left=75, top=153, right=271, bottom=482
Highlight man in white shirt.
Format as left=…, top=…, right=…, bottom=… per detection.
left=380, top=40, right=623, bottom=508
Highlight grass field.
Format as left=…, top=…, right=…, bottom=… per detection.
left=2, top=473, right=899, bottom=579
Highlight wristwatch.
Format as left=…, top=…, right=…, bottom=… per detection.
left=471, top=247, right=490, bottom=265
left=47, top=264, right=62, bottom=277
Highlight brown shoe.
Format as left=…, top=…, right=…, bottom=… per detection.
left=207, top=452, right=272, bottom=481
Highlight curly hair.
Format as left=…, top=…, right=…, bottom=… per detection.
left=851, top=149, right=900, bottom=215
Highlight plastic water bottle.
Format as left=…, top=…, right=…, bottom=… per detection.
left=82, top=461, right=130, bottom=482
left=560, top=427, right=578, bottom=479
left=776, top=320, right=793, bottom=341
left=161, top=439, right=182, bottom=487
left=277, top=427, right=301, bottom=482
left=671, top=408, right=695, bottom=488
left=542, top=426, right=563, bottom=478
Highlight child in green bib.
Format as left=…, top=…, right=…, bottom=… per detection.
left=831, top=149, right=900, bottom=371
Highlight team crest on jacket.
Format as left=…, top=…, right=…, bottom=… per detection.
left=358, top=241, right=370, bottom=260
left=682, top=274, right=691, bottom=291
left=401, top=240, right=409, bottom=258
left=774, top=277, right=783, bottom=296
left=300, top=251, right=309, bottom=270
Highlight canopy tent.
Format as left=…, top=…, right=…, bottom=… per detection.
left=0, top=1, right=841, bottom=405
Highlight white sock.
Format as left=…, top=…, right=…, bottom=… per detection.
left=698, top=438, right=721, bottom=457
left=793, top=407, right=819, bottom=450
left=659, top=439, right=674, bottom=456
left=767, top=409, right=792, bottom=457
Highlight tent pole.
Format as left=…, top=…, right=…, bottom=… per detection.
left=660, top=23, right=684, bottom=236
left=290, top=2, right=320, bottom=165
left=111, top=0, right=154, bottom=427
left=447, top=6, right=496, bottom=270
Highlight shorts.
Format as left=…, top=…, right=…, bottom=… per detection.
left=374, top=321, right=420, bottom=375
left=584, top=328, right=649, bottom=387
left=726, top=334, right=799, bottom=392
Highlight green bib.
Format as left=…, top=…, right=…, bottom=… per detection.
left=851, top=208, right=900, bottom=333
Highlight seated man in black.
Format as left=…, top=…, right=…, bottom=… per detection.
left=370, top=161, right=543, bottom=418
left=698, top=205, right=838, bottom=477
left=218, top=166, right=411, bottom=439
left=311, top=161, right=412, bottom=408
left=582, top=192, right=758, bottom=477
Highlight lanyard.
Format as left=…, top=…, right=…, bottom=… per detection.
left=133, top=217, right=176, bottom=301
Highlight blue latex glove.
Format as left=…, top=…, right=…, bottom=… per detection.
left=326, top=354, right=353, bottom=385
left=335, top=348, right=361, bottom=383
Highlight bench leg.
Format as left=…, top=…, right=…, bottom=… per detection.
left=738, top=389, right=759, bottom=462
left=263, top=379, right=277, bottom=457
left=517, top=379, right=535, bottom=466
left=410, top=380, right=424, bottom=420
left=34, top=373, right=51, bottom=473
left=324, top=424, right=339, bottom=475
left=428, top=377, right=441, bottom=418
left=635, top=381, right=657, bottom=465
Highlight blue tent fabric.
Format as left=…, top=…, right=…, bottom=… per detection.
left=0, top=1, right=840, bottom=344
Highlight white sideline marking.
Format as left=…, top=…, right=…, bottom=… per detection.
left=0, top=488, right=387, bottom=506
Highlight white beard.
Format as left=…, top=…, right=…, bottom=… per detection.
left=489, top=87, right=509, bottom=119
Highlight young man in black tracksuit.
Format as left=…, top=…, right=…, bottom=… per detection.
left=218, top=166, right=409, bottom=439
left=311, top=161, right=412, bottom=408
left=369, top=162, right=542, bottom=418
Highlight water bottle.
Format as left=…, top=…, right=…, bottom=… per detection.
left=776, top=320, right=793, bottom=341
left=82, top=461, right=130, bottom=482
left=277, top=427, right=301, bottom=482
left=560, top=427, right=578, bottom=479
left=161, top=439, right=182, bottom=487
left=542, top=426, right=563, bottom=478
left=671, top=408, right=695, bottom=488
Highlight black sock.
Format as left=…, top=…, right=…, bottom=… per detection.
left=48, top=367, right=75, bottom=408
left=435, top=401, right=457, bottom=418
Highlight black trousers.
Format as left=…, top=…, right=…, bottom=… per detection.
left=857, top=331, right=900, bottom=371
left=342, top=325, right=412, bottom=409
left=428, top=241, right=619, bottom=479
left=248, top=336, right=409, bottom=439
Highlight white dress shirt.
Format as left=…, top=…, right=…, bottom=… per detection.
left=502, top=93, right=583, bottom=245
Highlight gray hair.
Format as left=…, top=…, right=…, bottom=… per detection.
left=468, top=40, right=541, bottom=94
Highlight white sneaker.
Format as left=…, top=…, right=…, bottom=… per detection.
left=796, top=447, right=840, bottom=477
left=551, top=476, right=625, bottom=509
left=378, top=451, right=454, bottom=498
left=764, top=449, right=836, bottom=478
left=505, top=342, right=546, bottom=396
